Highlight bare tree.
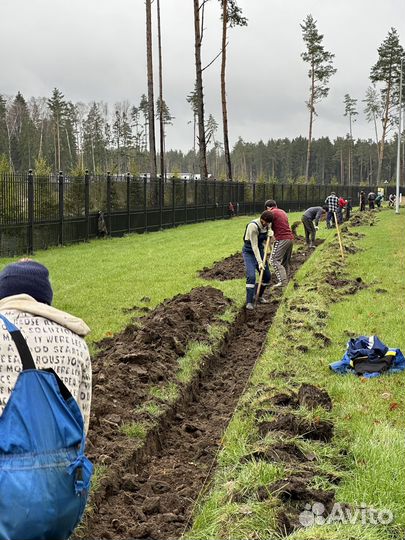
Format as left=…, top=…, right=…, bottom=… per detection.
left=156, top=0, right=165, bottom=180
left=220, top=0, right=247, bottom=181
left=145, top=0, right=157, bottom=179
left=193, top=0, right=208, bottom=180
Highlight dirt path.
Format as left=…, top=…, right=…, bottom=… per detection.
left=81, top=244, right=317, bottom=540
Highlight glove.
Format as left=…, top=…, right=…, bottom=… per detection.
left=315, top=226, right=319, bottom=231
left=258, top=262, right=265, bottom=272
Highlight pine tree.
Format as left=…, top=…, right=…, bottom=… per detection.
left=343, top=93, right=358, bottom=184
left=220, top=0, right=247, bottom=181
left=145, top=0, right=157, bottom=180
left=370, top=27, right=405, bottom=183
left=193, top=0, right=208, bottom=180
left=300, top=14, right=337, bottom=180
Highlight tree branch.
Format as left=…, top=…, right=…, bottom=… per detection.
left=202, top=41, right=228, bottom=72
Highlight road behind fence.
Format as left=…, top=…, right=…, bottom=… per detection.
left=0, top=172, right=388, bottom=257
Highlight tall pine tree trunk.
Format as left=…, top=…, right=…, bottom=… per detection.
left=193, top=0, right=208, bottom=180
left=221, top=0, right=232, bottom=181
left=305, top=63, right=315, bottom=181
left=157, top=0, right=165, bottom=181
left=146, top=0, right=157, bottom=182
left=377, top=77, right=392, bottom=184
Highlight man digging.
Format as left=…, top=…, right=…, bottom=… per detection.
left=242, top=211, right=273, bottom=311
left=265, top=199, right=294, bottom=288
left=301, top=205, right=327, bottom=248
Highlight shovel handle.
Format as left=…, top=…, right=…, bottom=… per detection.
left=255, top=236, right=271, bottom=305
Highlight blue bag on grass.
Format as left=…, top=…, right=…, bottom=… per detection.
left=0, top=314, right=93, bottom=540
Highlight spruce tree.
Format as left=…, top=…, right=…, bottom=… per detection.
left=47, top=88, right=68, bottom=172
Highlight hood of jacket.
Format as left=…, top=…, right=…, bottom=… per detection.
left=0, top=294, right=90, bottom=336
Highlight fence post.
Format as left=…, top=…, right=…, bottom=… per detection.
left=221, top=181, right=225, bottom=218
left=253, top=181, right=256, bottom=214
left=106, top=172, right=112, bottom=236
left=58, top=171, right=64, bottom=245
left=126, top=172, right=131, bottom=233
left=184, top=179, right=187, bottom=224
left=143, top=176, right=148, bottom=232
left=27, top=169, right=34, bottom=254
left=195, top=180, right=198, bottom=223
left=204, top=178, right=208, bottom=221
left=159, top=176, right=163, bottom=230
left=213, top=179, right=217, bottom=220
left=172, top=178, right=175, bottom=228
left=84, top=170, right=90, bottom=241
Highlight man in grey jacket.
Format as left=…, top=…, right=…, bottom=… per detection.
left=0, top=259, right=92, bottom=432
left=301, top=206, right=327, bottom=248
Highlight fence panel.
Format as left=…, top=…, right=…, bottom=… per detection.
left=0, top=173, right=389, bottom=257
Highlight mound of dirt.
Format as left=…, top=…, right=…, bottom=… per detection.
left=324, top=274, right=366, bottom=295
left=259, top=412, right=334, bottom=442
left=349, top=211, right=377, bottom=227
left=298, top=383, right=333, bottom=411
left=199, top=252, right=245, bottom=280
left=87, top=286, right=231, bottom=467
left=199, top=240, right=323, bottom=282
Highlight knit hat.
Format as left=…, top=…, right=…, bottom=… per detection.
left=0, top=261, right=53, bottom=305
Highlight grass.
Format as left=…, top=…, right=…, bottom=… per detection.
left=149, top=381, right=180, bottom=403
left=186, top=210, right=405, bottom=540
left=120, top=421, right=148, bottom=440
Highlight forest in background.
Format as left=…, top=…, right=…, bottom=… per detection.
left=0, top=89, right=404, bottom=185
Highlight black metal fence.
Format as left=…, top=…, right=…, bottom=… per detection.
left=0, top=171, right=390, bottom=257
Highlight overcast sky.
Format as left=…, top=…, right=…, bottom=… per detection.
left=1, top=0, right=404, bottom=152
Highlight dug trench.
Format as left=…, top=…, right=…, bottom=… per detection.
left=77, top=241, right=322, bottom=540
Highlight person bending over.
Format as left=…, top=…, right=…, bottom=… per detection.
left=301, top=205, right=327, bottom=248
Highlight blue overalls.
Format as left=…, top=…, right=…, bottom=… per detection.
left=0, top=314, right=93, bottom=540
left=242, top=221, right=271, bottom=304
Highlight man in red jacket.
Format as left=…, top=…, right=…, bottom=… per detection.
left=264, top=200, right=294, bottom=287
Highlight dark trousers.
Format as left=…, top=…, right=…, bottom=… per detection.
left=326, top=210, right=336, bottom=228
left=301, top=216, right=315, bottom=245
left=242, top=247, right=271, bottom=304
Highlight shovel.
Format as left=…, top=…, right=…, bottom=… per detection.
left=333, top=211, right=345, bottom=260
left=255, top=235, right=271, bottom=306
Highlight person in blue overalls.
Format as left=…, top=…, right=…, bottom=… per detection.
left=242, top=210, right=273, bottom=310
